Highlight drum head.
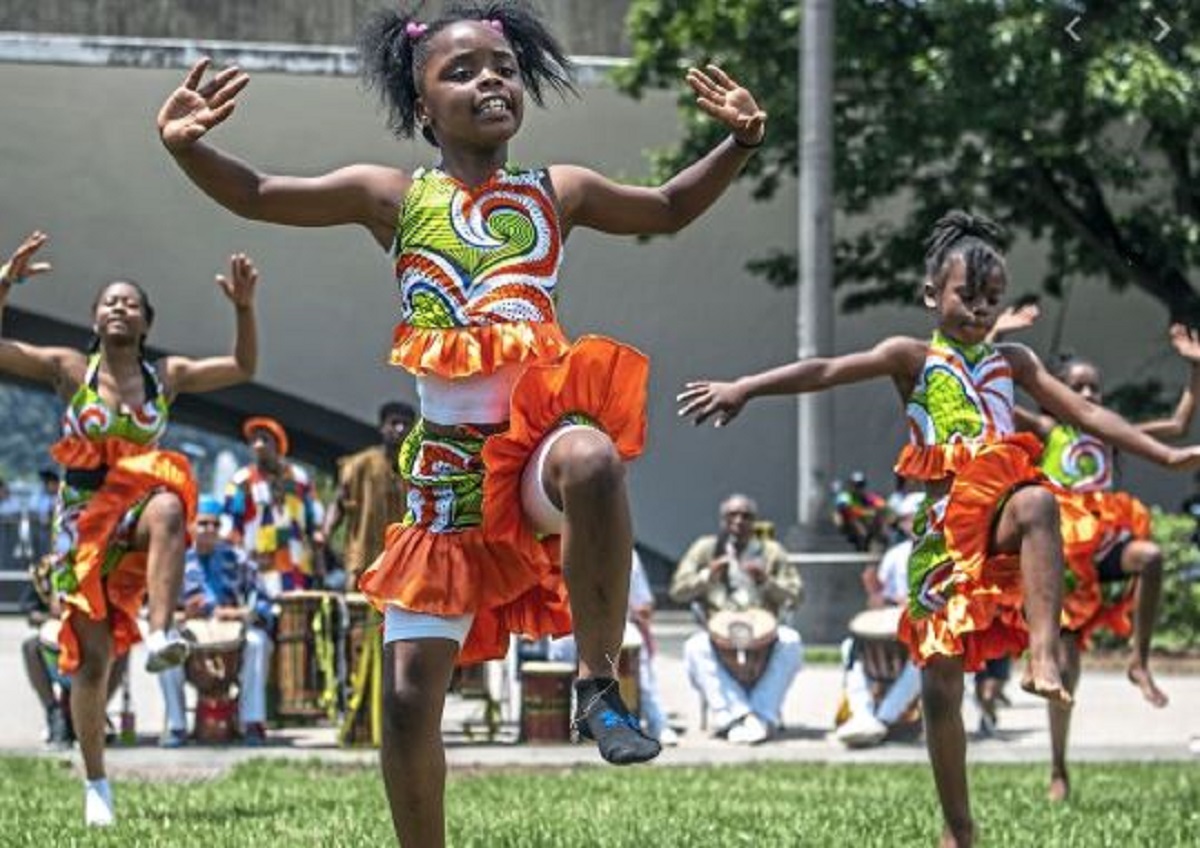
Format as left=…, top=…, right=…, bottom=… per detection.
left=708, top=609, right=777, bottom=643
left=38, top=619, right=62, bottom=649
left=849, top=606, right=903, bottom=639
left=521, top=661, right=575, bottom=677
left=183, top=618, right=244, bottom=650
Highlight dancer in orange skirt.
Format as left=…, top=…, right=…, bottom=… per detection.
left=991, top=308, right=1200, bottom=800
left=0, top=231, right=259, bottom=826
left=679, top=211, right=1200, bottom=847
left=155, top=2, right=766, bottom=844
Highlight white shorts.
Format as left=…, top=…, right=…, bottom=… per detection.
left=519, top=423, right=595, bottom=536
left=384, top=605, right=475, bottom=646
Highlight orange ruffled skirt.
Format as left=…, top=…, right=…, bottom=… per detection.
left=898, top=435, right=1068, bottom=671
left=54, top=448, right=197, bottom=674
left=360, top=335, right=649, bottom=665
left=1058, top=489, right=1150, bottom=648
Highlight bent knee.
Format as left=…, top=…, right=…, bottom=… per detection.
left=1008, top=485, right=1059, bottom=530
left=144, top=493, right=186, bottom=533
left=1124, top=540, right=1162, bottom=575
left=554, top=432, right=624, bottom=494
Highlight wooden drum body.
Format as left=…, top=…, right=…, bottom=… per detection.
left=183, top=619, right=244, bottom=743
left=520, top=661, right=574, bottom=743
left=708, top=609, right=778, bottom=689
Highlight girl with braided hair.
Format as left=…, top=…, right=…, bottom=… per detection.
left=156, top=2, right=766, bottom=843
left=679, top=209, right=1200, bottom=847
left=987, top=312, right=1200, bottom=801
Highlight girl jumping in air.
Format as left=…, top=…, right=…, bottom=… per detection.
left=155, top=2, right=765, bottom=844
left=678, top=211, right=1200, bottom=847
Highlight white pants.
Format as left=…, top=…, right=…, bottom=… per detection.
left=546, top=623, right=671, bottom=738
left=840, top=637, right=922, bottom=725
left=159, top=625, right=271, bottom=732
left=684, top=625, right=804, bottom=732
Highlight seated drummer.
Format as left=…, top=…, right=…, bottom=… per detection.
left=669, top=494, right=804, bottom=745
left=157, top=495, right=275, bottom=747
left=835, top=491, right=923, bottom=747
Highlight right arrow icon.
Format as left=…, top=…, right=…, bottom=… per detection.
left=1154, top=16, right=1171, bottom=42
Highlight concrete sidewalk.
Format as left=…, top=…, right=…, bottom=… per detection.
left=2, top=614, right=1197, bottom=778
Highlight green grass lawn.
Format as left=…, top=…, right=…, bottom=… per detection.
left=2, top=757, right=1196, bottom=847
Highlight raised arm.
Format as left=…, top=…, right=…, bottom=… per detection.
left=678, top=336, right=926, bottom=428
left=550, top=65, right=765, bottom=237
left=1139, top=324, right=1200, bottom=439
left=157, top=59, right=408, bottom=250
left=0, top=232, right=86, bottom=394
left=1007, top=343, right=1200, bottom=470
left=162, top=253, right=259, bottom=396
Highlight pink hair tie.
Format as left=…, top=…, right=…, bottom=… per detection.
left=405, top=21, right=428, bottom=39
left=483, top=18, right=504, bottom=34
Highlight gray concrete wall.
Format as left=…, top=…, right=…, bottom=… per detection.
left=0, top=0, right=633, bottom=56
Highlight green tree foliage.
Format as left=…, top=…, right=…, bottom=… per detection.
left=617, top=1, right=1200, bottom=318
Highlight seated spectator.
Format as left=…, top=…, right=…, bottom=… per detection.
left=547, top=551, right=678, bottom=745
left=670, top=494, right=804, bottom=745
left=835, top=492, right=923, bottom=747
left=157, top=496, right=275, bottom=747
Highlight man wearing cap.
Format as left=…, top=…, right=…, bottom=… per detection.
left=224, top=416, right=323, bottom=591
left=323, top=401, right=414, bottom=589
left=157, top=495, right=274, bottom=746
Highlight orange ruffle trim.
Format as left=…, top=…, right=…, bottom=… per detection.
left=358, top=522, right=570, bottom=665
left=898, top=557, right=1028, bottom=672
left=389, top=321, right=570, bottom=378
left=50, top=434, right=153, bottom=470
left=898, top=438, right=1049, bottom=670
left=1059, top=490, right=1150, bottom=646
left=481, top=335, right=649, bottom=545
left=57, top=448, right=197, bottom=674
left=894, top=432, right=1044, bottom=483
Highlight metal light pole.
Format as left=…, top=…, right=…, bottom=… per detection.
left=796, top=0, right=835, bottom=538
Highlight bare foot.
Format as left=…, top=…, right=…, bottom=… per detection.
left=1127, top=664, right=1169, bottom=708
left=1048, top=773, right=1070, bottom=803
left=1021, top=661, right=1073, bottom=705
left=940, top=822, right=975, bottom=848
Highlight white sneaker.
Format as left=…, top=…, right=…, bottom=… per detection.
left=728, top=713, right=771, bottom=745
left=835, top=713, right=888, bottom=748
left=84, top=779, right=115, bottom=827
left=144, top=629, right=190, bottom=673
left=657, top=726, right=681, bottom=747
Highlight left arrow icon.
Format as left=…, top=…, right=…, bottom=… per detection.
left=1065, top=15, right=1083, bottom=42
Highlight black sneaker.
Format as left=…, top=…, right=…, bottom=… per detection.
left=572, top=677, right=661, bottom=765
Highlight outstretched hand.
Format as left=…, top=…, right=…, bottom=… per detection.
left=686, top=65, right=767, bottom=146
left=157, top=58, right=250, bottom=152
left=216, top=253, right=259, bottom=308
left=677, top=380, right=749, bottom=427
left=1168, top=323, right=1200, bottom=363
left=987, top=302, right=1041, bottom=342
left=0, top=230, right=53, bottom=290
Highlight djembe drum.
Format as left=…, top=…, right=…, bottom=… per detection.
left=273, top=591, right=338, bottom=721
left=708, top=609, right=779, bottom=689
left=183, top=618, right=244, bottom=743
left=848, top=606, right=921, bottom=736
left=520, top=661, right=574, bottom=743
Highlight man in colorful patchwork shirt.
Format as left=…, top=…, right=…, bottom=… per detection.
left=224, top=416, right=323, bottom=591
